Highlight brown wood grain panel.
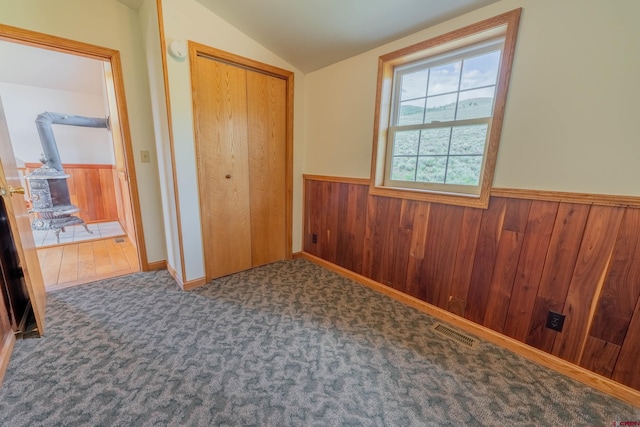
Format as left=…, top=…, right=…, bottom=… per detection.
left=483, top=230, right=524, bottom=332
left=405, top=202, right=430, bottom=300
left=392, top=199, right=417, bottom=294
left=421, top=204, right=464, bottom=307
left=366, top=196, right=391, bottom=283
left=504, top=200, right=559, bottom=341
left=448, top=207, right=483, bottom=316
left=322, top=181, right=340, bottom=263
left=589, top=207, right=640, bottom=346
left=612, top=295, right=640, bottom=389
left=580, top=336, right=620, bottom=378
left=380, top=198, right=403, bottom=288
left=552, top=205, right=624, bottom=364
left=526, top=203, right=590, bottom=352
left=99, top=168, right=118, bottom=220
left=465, top=197, right=507, bottom=323
left=349, top=184, right=369, bottom=275
left=361, top=194, right=377, bottom=279
left=483, top=199, right=530, bottom=331
left=335, top=183, right=351, bottom=269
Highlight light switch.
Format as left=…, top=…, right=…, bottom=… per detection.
left=140, top=150, right=150, bottom=163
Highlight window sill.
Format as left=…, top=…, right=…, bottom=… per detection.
left=368, top=183, right=490, bottom=209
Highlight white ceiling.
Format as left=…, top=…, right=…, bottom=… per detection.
left=195, top=0, right=501, bottom=72
left=0, top=41, right=105, bottom=95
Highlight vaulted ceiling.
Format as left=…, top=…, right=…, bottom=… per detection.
left=194, top=0, right=500, bottom=72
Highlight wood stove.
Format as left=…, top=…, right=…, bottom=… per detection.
left=25, top=112, right=109, bottom=243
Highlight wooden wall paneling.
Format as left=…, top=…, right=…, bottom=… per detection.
left=612, top=295, right=640, bottom=389
left=503, top=200, right=559, bottom=341
left=588, top=207, right=640, bottom=346
left=405, top=201, right=431, bottom=299
left=321, top=181, right=340, bottom=263
left=99, top=167, right=118, bottom=220
left=361, top=194, right=376, bottom=279
left=525, top=203, right=590, bottom=353
left=363, top=196, right=391, bottom=282
left=465, top=197, right=507, bottom=323
left=392, top=199, right=417, bottom=294
left=483, top=199, right=530, bottom=332
left=580, top=336, right=621, bottom=378
left=379, top=197, right=403, bottom=289
left=335, top=183, right=351, bottom=269
left=421, top=204, right=464, bottom=308
left=448, top=207, right=483, bottom=317
left=304, top=179, right=318, bottom=254
left=346, top=184, right=369, bottom=275
left=551, top=205, right=624, bottom=363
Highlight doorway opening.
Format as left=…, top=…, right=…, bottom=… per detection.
left=0, top=26, right=146, bottom=292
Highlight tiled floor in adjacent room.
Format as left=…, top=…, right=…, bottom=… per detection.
left=31, top=221, right=126, bottom=247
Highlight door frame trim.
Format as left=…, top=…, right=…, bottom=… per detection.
left=0, top=23, right=149, bottom=270
left=188, top=41, right=294, bottom=280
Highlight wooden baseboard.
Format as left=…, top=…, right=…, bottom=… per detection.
left=166, top=263, right=206, bottom=290
left=0, top=332, right=16, bottom=387
left=147, top=260, right=167, bottom=271
left=298, top=251, right=640, bottom=408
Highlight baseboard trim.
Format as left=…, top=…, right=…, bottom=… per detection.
left=147, top=260, right=167, bottom=271
left=0, top=332, right=16, bottom=387
left=166, top=263, right=206, bottom=290
left=298, top=251, right=640, bottom=408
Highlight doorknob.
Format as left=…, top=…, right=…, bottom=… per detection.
left=9, top=186, right=25, bottom=195
left=225, top=174, right=232, bottom=179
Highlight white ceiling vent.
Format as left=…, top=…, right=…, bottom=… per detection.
left=431, top=322, right=479, bottom=349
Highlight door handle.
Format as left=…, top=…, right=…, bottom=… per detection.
left=9, top=186, right=25, bottom=195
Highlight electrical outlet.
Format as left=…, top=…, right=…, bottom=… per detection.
left=546, top=311, right=565, bottom=332
left=312, top=234, right=317, bottom=244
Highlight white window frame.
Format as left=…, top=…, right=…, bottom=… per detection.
left=369, top=9, right=522, bottom=208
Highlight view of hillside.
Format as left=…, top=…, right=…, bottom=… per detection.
left=390, top=97, right=492, bottom=185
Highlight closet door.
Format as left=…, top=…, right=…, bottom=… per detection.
left=246, top=72, right=287, bottom=267
left=193, top=56, right=252, bottom=279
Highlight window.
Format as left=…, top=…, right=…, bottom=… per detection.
left=370, top=9, right=521, bottom=208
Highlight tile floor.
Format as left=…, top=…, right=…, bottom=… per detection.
left=31, top=221, right=126, bottom=248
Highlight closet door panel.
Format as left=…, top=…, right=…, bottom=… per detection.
left=246, top=72, right=287, bottom=267
left=194, top=56, right=252, bottom=279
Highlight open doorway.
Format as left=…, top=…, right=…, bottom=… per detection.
left=0, top=30, right=145, bottom=292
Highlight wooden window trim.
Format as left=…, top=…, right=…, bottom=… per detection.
left=369, top=8, right=522, bottom=208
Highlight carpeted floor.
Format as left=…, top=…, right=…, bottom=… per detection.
left=0, top=259, right=638, bottom=426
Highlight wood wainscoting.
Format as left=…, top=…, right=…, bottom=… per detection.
left=303, top=175, right=640, bottom=394
left=22, top=163, right=118, bottom=223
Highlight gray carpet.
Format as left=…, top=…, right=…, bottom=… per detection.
left=0, top=259, right=638, bottom=426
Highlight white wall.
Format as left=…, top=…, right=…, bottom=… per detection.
left=304, top=0, right=640, bottom=197
left=0, top=82, right=115, bottom=165
left=162, top=0, right=305, bottom=281
left=0, top=0, right=167, bottom=263
left=138, top=0, right=182, bottom=280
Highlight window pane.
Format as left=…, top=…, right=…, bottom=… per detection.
left=460, top=50, right=501, bottom=91
left=427, top=61, right=461, bottom=96
left=393, top=130, right=420, bottom=155
left=449, top=124, right=488, bottom=155
left=391, top=156, right=417, bottom=181
left=416, top=156, right=447, bottom=183
left=419, top=127, right=451, bottom=155
left=398, top=98, right=425, bottom=125
left=425, top=93, right=457, bottom=123
left=456, top=87, right=495, bottom=120
left=400, top=69, right=428, bottom=101
left=446, top=156, right=483, bottom=185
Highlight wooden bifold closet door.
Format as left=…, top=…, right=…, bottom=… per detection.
left=192, top=52, right=288, bottom=280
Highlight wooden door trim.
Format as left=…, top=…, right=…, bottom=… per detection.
left=189, top=41, right=295, bottom=280
left=0, top=23, right=148, bottom=270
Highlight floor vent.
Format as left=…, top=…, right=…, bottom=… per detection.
left=432, top=323, right=479, bottom=349
left=114, top=237, right=125, bottom=243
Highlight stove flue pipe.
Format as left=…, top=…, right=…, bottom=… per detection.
left=35, top=112, right=109, bottom=171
